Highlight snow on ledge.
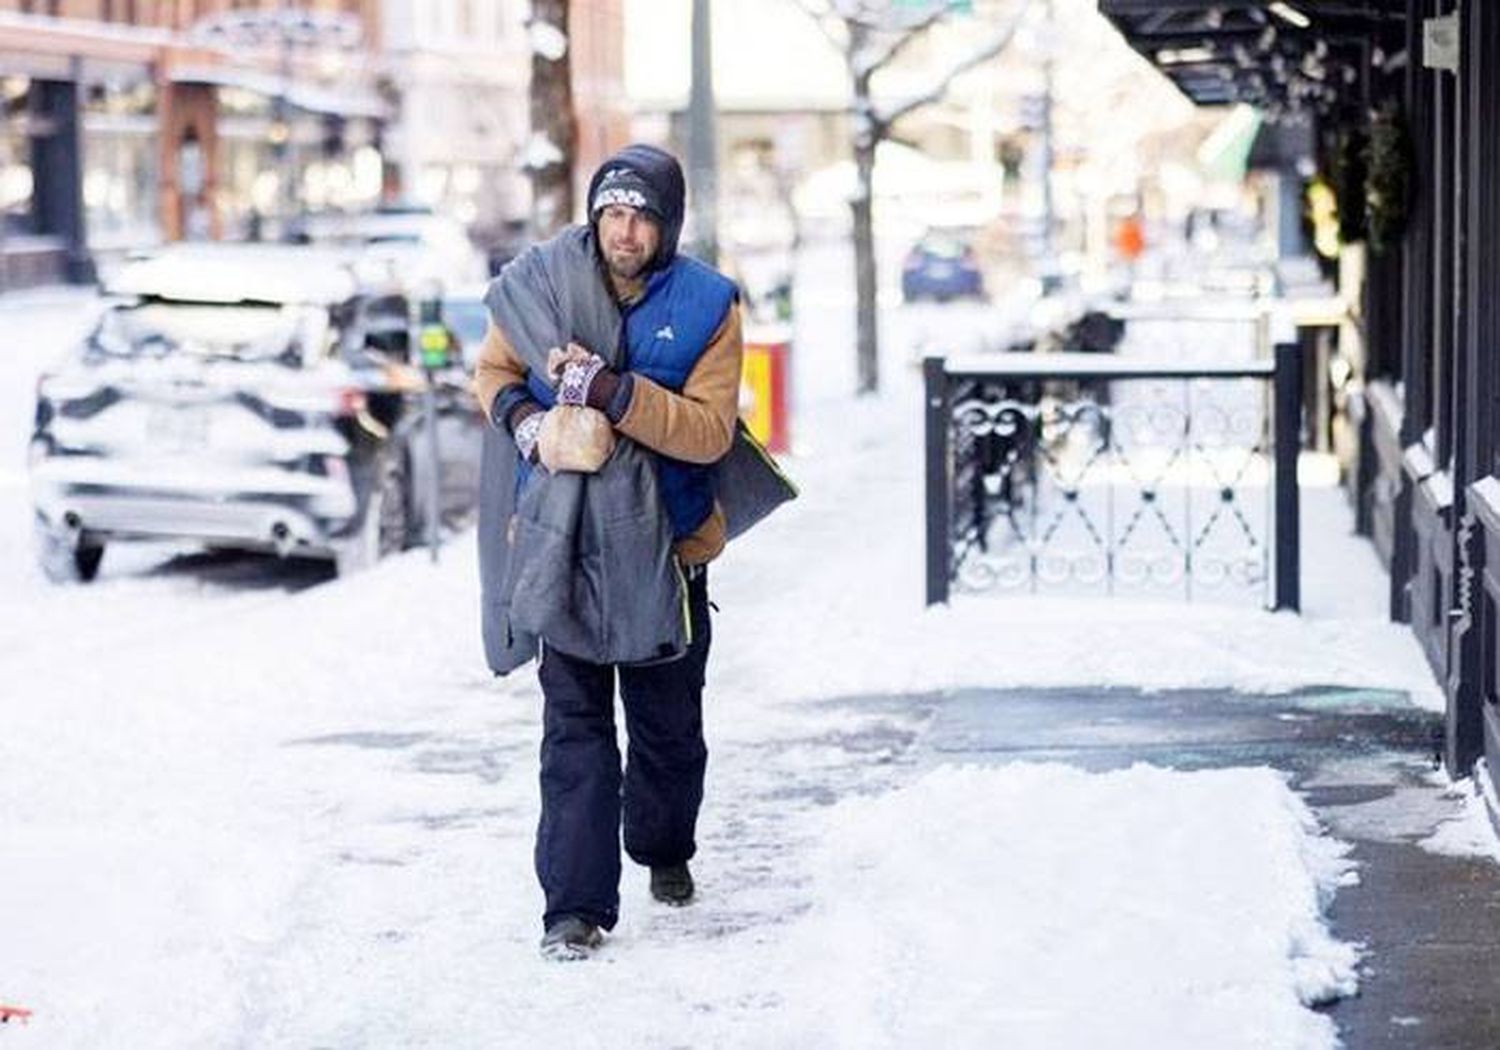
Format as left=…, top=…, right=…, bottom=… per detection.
left=1421, top=763, right=1500, bottom=864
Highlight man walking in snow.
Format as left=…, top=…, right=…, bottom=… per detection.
left=473, top=144, right=744, bottom=960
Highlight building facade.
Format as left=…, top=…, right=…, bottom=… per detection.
left=377, top=0, right=527, bottom=233
left=570, top=0, right=629, bottom=213
left=0, top=0, right=389, bottom=284
left=379, top=0, right=629, bottom=240
left=0, top=0, right=627, bottom=287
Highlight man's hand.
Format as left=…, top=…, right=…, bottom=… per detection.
left=546, top=341, right=625, bottom=414
left=558, top=361, right=607, bottom=409
left=546, top=342, right=597, bottom=382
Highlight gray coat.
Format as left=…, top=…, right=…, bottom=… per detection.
left=476, top=227, right=688, bottom=674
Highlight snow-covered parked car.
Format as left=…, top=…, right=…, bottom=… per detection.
left=286, top=204, right=489, bottom=289
left=28, top=243, right=484, bottom=582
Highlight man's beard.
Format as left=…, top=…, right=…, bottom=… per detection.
left=604, top=245, right=651, bottom=281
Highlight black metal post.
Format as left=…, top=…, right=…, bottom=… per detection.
left=924, top=356, right=951, bottom=606
left=1448, top=0, right=1500, bottom=779
left=1273, top=341, right=1302, bottom=612
left=1389, top=0, right=1434, bottom=623
left=30, top=72, right=94, bottom=284
left=416, top=292, right=450, bottom=564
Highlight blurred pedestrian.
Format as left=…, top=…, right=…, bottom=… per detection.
left=1114, top=212, right=1145, bottom=264
left=472, top=144, right=744, bottom=961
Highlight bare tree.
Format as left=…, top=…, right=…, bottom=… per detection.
left=793, top=0, right=1031, bottom=394
left=527, top=0, right=578, bottom=238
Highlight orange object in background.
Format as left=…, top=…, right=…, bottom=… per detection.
left=1114, top=214, right=1146, bottom=262
left=740, top=325, right=791, bottom=454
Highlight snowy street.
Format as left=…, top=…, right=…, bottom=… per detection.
left=1, top=249, right=1494, bottom=1049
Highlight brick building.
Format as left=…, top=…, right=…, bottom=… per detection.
left=0, top=0, right=628, bottom=288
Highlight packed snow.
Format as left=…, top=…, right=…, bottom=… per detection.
left=523, top=131, right=566, bottom=171
left=762, top=763, right=1359, bottom=1050
left=528, top=19, right=569, bottom=61
left=1420, top=764, right=1500, bottom=864
left=0, top=245, right=1468, bottom=1048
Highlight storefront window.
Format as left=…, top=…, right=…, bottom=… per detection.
left=220, top=103, right=383, bottom=239
left=81, top=76, right=160, bottom=249
left=1, top=76, right=34, bottom=237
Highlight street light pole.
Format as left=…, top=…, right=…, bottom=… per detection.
left=1040, top=0, right=1056, bottom=286
left=276, top=22, right=295, bottom=227
left=687, top=0, right=718, bottom=266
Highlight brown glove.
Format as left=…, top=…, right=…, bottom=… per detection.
left=537, top=405, right=615, bottom=473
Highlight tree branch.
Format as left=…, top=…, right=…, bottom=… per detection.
left=788, top=0, right=849, bottom=55
left=874, top=0, right=1032, bottom=129
left=840, top=0, right=928, bottom=31
left=858, top=4, right=949, bottom=76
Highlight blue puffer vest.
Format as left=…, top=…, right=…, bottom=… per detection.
left=524, top=254, right=738, bottom=539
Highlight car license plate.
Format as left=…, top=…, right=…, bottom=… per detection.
left=928, top=262, right=955, bottom=279
left=146, top=406, right=211, bottom=451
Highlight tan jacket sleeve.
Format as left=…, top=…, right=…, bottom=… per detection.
left=471, top=319, right=530, bottom=420
left=616, top=302, right=744, bottom=465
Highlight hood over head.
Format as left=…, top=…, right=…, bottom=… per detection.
left=586, top=143, right=686, bottom=271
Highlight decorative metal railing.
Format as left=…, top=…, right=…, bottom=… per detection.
left=925, top=346, right=1302, bottom=610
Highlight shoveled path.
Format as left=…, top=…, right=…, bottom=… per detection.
left=828, top=686, right=1500, bottom=1050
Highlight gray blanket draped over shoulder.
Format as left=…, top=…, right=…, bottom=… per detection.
left=476, top=226, right=688, bottom=675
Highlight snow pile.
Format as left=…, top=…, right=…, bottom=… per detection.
left=523, top=131, right=565, bottom=170
left=528, top=19, right=568, bottom=61
left=1421, top=764, right=1500, bottom=863
left=768, top=763, right=1359, bottom=1050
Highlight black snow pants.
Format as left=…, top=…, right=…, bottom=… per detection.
left=534, top=569, right=711, bottom=931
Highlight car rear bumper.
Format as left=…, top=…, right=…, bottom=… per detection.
left=31, top=459, right=359, bottom=555
left=902, top=274, right=984, bottom=300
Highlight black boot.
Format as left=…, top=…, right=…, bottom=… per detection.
left=539, top=916, right=603, bottom=961
left=650, top=863, right=694, bottom=906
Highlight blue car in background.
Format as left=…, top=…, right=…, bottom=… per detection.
left=901, top=228, right=986, bottom=303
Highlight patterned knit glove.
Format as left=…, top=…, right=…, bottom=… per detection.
left=513, top=410, right=545, bottom=464
left=557, top=355, right=608, bottom=407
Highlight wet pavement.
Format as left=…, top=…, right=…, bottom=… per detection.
left=836, top=686, right=1500, bottom=1049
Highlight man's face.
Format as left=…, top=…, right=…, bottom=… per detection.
left=598, top=204, right=661, bottom=281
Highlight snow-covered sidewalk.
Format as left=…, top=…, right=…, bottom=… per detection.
left=0, top=266, right=1450, bottom=1048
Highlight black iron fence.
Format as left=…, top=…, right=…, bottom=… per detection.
left=925, top=345, right=1302, bottom=610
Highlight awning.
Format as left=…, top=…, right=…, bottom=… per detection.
left=0, top=49, right=156, bottom=84
left=1098, top=1, right=1398, bottom=114
left=168, top=65, right=389, bottom=120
